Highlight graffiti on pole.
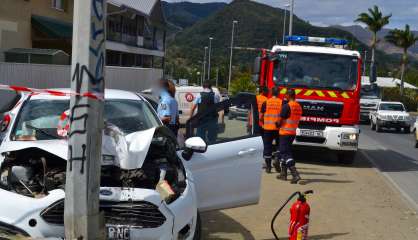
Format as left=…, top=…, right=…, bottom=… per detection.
left=68, top=0, right=106, bottom=173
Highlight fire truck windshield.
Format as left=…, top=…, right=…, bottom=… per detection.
left=273, top=52, right=359, bottom=91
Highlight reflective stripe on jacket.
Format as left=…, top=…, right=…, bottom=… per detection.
left=256, top=94, right=268, bottom=127
left=263, top=98, right=282, bottom=130
left=279, top=101, right=302, bottom=136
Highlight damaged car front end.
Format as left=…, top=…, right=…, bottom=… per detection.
left=0, top=91, right=199, bottom=239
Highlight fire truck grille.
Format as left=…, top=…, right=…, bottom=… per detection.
left=299, top=101, right=344, bottom=119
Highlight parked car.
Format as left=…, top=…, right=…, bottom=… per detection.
left=0, top=89, right=263, bottom=239
left=228, top=103, right=250, bottom=120
left=370, top=101, right=413, bottom=133
left=360, top=84, right=381, bottom=123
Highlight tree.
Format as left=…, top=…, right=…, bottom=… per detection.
left=356, top=5, right=391, bottom=81
left=230, top=72, right=256, bottom=96
left=385, top=24, right=418, bottom=97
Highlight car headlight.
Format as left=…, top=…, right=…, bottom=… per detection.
left=102, top=155, right=116, bottom=164
left=378, top=115, right=388, bottom=120
left=341, top=133, right=358, bottom=141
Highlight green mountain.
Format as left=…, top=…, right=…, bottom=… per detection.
left=162, top=1, right=227, bottom=29
left=165, top=0, right=403, bottom=86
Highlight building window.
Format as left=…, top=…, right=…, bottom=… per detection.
left=52, top=0, right=64, bottom=11
left=106, top=50, right=121, bottom=66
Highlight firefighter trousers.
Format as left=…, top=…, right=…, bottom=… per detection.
left=263, top=130, right=280, bottom=159
left=279, top=135, right=296, bottom=167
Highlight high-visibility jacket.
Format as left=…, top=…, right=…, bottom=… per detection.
left=263, top=97, right=282, bottom=130
left=256, top=94, right=268, bottom=127
left=280, top=101, right=302, bottom=136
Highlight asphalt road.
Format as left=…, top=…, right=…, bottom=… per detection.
left=359, top=124, right=418, bottom=210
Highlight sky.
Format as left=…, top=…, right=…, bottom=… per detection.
left=165, top=0, right=418, bottom=30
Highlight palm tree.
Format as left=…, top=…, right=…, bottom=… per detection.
left=385, top=24, right=418, bottom=97
left=356, top=5, right=391, bottom=82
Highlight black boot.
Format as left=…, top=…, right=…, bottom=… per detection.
left=289, top=166, right=301, bottom=184
left=265, top=158, right=272, bottom=174
left=277, top=163, right=287, bottom=180
left=272, top=159, right=281, bottom=173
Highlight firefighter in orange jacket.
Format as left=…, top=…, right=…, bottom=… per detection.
left=260, top=87, right=282, bottom=173
left=278, top=89, right=302, bottom=184
left=256, top=87, right=269, bottom=132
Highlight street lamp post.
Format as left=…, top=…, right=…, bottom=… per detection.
left=208, top=37, right=213, bottom=81
left=203, top=46, right=208, bottom=86
left=288, top=0, right=295, bottom=44
left=282, top=4, right=290, bottom=44
left=363, top=50, right=367, bottom=77
left=228, top=20, right=238, bottom=92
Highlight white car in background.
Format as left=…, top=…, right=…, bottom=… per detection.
left=414, top=117, right=418, bottom=148
left=0, top=89, right=263, bottom=239
left=370, top=101, right=413, bottom=133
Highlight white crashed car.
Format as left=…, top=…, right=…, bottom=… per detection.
left=0, top=89, right=263, bottom=239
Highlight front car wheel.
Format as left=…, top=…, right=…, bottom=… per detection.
left=192, top=213, right=202, bottom=240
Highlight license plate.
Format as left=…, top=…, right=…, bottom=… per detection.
left=299, top=129, right=324, bottom=137
left=107, top=225, right=130, bottom=240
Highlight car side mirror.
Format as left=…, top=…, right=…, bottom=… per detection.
left=182, top=137, right=207, bottom=160
left=0, top=90, right=20, bottom=113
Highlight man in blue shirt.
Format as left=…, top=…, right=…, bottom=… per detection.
left=190, top=82, right=219, bottom=144
left=157, top=80, right=179, bottom=136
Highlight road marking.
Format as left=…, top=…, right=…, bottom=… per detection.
left=360, top=149, right=418, bottom=211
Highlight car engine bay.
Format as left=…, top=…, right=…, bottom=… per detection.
left=0, top=127, right=187, bottom=203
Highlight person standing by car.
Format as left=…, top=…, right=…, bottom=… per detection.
left=260, top=87, right=282, bottom=173
left=277, top=89, right=302, bottom=184
left=190, top=82, right=220, bottom=144
left=157, top=79, right=179, bottom=136
left=256, top=87, right=269, bottom=133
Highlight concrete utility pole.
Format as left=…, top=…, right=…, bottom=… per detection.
left=288, top=0, right=294, bottom=45
left=228, top=20, right=238, bottom=92
left=282, top=4, right=290, bottom=44
left=64, top=0, right=106, bottom=239
left=208, top=37, right=213, bottom=81
left=203, top=46, right=208, bottom=85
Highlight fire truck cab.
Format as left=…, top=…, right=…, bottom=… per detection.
left=254, top=36, right=362, bottom=164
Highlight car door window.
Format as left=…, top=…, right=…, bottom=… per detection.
left=186, top=93, right=260, bottom=145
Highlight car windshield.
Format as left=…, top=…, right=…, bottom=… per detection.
left=273, top=52, right=359, bottom=91
left=379, top=103, right=405, bottom=111
left=12, top=99, right=160, bottom=141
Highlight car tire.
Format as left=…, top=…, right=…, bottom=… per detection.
left=403, top=127, right=410, bottom=134
left=370, top=120, right=376, bottom=130
left=193, top=212, right=202, bottom=240
left=376, top=122, right=382, bottom=132
left=415, top=140, right=418, bottom=148
left=337, top=152, right=356, bottom=164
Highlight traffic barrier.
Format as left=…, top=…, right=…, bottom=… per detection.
left=0, top=84, right=102, bottom=100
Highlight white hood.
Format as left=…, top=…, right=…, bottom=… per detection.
left=378, top=110, right=409, bottom=117
left=0, top=128, right=156, bottom=170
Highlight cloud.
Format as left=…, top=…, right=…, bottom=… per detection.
left=165, top=0, right=418, bottom=30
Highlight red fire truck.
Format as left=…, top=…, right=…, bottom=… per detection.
left=253, top=36, right=362, bottom=164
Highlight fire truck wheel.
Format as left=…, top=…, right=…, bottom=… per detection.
left=337, top=152, right=356, bottom=164
left=370, top=121, right=376, bottom=131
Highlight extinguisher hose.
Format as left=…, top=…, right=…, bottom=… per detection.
left=270, top=192, right=300, bottom=240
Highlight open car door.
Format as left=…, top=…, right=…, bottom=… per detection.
left=182, top=93, right=263, bottom=212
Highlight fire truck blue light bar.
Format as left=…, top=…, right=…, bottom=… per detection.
left=285, top=36, right=349, bottom=45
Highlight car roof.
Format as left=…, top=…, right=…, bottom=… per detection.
left=29, top=89, right=141, bottom=101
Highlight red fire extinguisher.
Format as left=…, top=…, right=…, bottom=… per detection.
left=271, top=190, right=314, bottom=240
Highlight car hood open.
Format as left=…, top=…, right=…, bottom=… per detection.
left=0, top=127, right=156, bottom=170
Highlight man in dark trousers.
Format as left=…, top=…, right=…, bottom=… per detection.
left=190, top=82, right=220, bottom=144
left=260, top=87, right=282, bottom=173
left=278, top=89, right=303, bottom=184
